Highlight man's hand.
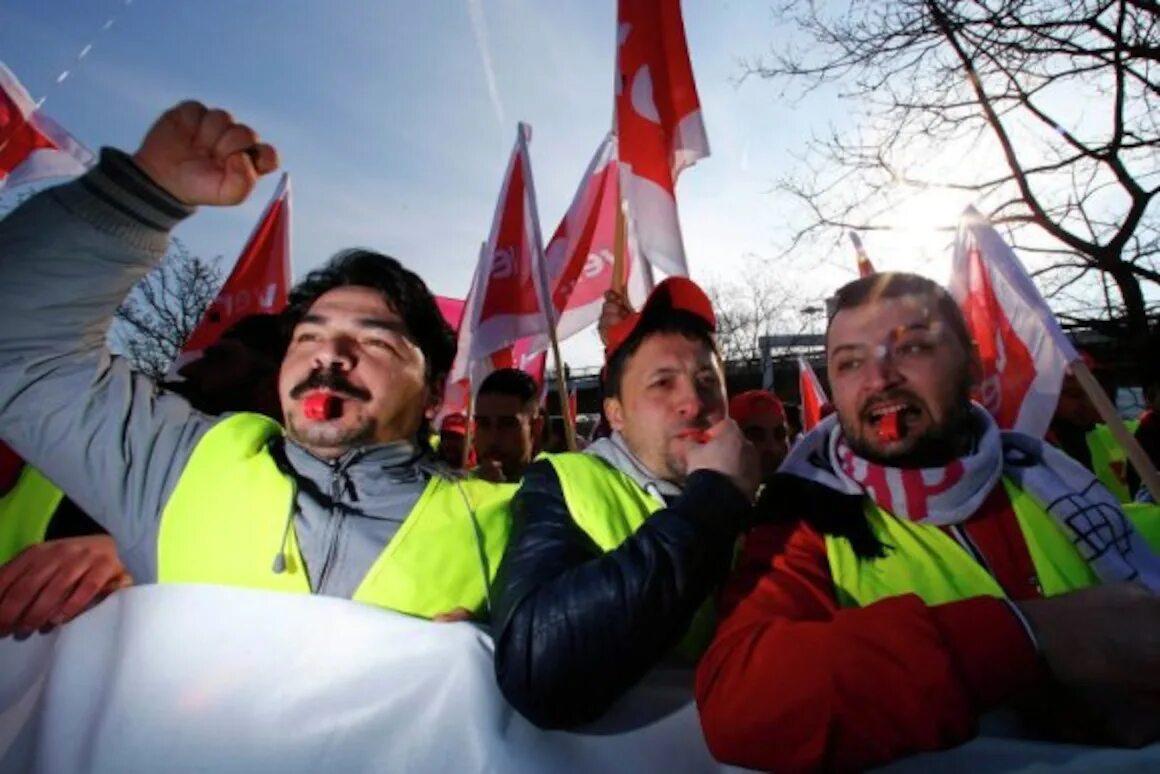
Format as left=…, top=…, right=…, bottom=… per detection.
left=132, top=101, right=279, bottom=206
left=433, top=607, right=473, bottom=623
left=685, top=419, right=760, bottom=501
left=1017, top=582, right=1160, bottom=693
left=598, top=290, right=633, bottom=347
left=0, top=536, right=131, bottom=638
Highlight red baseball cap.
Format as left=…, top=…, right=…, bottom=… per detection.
left=729, top=390, right=787, bottom=425
left=604, top=277, right=716, bottom=362
left=440, top=413, right=468, bottom=436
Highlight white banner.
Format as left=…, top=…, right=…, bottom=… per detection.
left=1, top=585, right=1155, bottom=772
left=0, top=585, right=743, bottom=773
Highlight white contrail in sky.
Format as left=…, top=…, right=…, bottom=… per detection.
left=467, top=0, right=505, bottom=128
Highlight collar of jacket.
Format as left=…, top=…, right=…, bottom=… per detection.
left=280, top=437, right=431, bottom=499
left=584, top=432, right=683, bottom=503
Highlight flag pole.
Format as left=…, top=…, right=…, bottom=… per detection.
left=548, top=333, right=577, bottom=452
left=463, top=387, right=476, bottom=470
left=1071, top=358, right=1160, bottom=503
left=518, top=121, right=576, bottom=452
left=612, top=198, right=627, bottom=297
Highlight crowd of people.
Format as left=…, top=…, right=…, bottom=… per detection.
left=2, top=101, right=1160, bottom=771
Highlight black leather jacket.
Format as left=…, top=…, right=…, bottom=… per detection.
left=492, top=457, right=752, bottom=729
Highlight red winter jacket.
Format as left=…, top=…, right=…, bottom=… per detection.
left=695, top=482, right=1044, bottom=772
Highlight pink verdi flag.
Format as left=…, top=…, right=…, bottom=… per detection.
left=0, top=62, right=93, bottom=190
left=948, top=206, right=1077, bottom=437
left=614, top=0, right=709, bottom=278
left=528, top=133, right=650, bottom=352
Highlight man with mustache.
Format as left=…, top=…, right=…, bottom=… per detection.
left=0, top=101, right=514, bottom=623
left=492, top=278, right=760, bottom=728
left=696, top=272, right=1160, bottom=771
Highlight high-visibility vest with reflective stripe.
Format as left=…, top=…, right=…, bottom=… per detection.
left=158, top=413, right=516, bottom=619
left=543, top=452, right=717, bottom=661
left=0, top=465, right=64, bottom=564
left=1087, top=421, right=1139, bottom=503
left=825, top=477, right=1160, bottom=608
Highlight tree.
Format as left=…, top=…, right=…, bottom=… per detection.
left=749, top=0, right=1159, bottom=373
left=111, top=239, right=222, bottom=379
left=705, top=255, right=820, bottom=363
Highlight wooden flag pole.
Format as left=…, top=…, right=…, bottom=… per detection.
left=548, top=329, right=577, bottom=452
left=1071, top=358, right=1160, bottom=503
left=462, top=388, right=476, bottom=470
left=612, top=196, right=628, bottom=297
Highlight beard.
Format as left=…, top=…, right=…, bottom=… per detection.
left=286, top=413, right=377, bottom=458
left=843, top=378, right=976, bottom=469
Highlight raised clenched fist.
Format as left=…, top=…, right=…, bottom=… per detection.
left=132, top=101, right=279, bottom=207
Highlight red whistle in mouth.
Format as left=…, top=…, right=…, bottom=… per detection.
left=877, top=411, right=901, bottom=443
left=303, top=392, right=341, bottom=421
left=676, top=428, right=710, bottom=444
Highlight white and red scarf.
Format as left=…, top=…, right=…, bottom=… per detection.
left=782, top=403, right=1160, bottom=590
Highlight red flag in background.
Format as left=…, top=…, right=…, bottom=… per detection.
left=452, top=124, right=553, bottom=386
left=183, top=173, right=292, bottom=355
left=849, top=231, right=876, bottom=277
left=798, top=357, right=829, bottom=432
left=0, top=62, right=93, bottom=190
left=949, top=207, right=1077, bottom=437
left=615, top=0, right=709, bottom=278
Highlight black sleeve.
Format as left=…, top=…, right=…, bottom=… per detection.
left=44, top=497, right=108, bottom=540
left=492, top=458, right=751, bottom=729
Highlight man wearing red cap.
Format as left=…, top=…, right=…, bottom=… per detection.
left=435, top=413, right=470, bottom=470
left=491, top=277, right=759, bottom=729
left=729, top=390, right=789, bottom=486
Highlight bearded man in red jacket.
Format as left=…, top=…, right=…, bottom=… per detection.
left=695, top=272, right=1160, bottom=772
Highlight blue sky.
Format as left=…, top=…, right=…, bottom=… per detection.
left=0, top=0, right=950, bottom=367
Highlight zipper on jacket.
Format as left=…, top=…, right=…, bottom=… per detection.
left=315, top=469, right=347, bottom=593
left=948, top=523, right=994, bottom=577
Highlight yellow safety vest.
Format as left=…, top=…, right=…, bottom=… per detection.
left=158, top=413, right=516, bottom=619
left=0, top=465, right=64, bottom=564
left=1087, top=421, right=1139, bottom=503
left=543, top=452, right=718, bottom=661
left=826, top=477, right=1160, bottom=608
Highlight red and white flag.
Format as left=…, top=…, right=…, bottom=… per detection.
left=798, top=357, right=829, bottom=432
left=615, top=0, right=709, bottom=278
left=529, top=133, right=649, bottom=353
left=0, top=62, right=93, bottom=191
left=453, top=124, right=552, bottom=381
left=948, top=206, right=1077, bottom=437
left=183, top=173, right=292, bottom=355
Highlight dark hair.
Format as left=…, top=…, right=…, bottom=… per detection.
left=477, top=367, right=539, bottom=412
left=284, top=250, right=456, bottom=391
left=603, top=310, right=718, bottom=399
left=826, top=272, right=972, bottom=355
left=221, top=313, right=289, bottom=363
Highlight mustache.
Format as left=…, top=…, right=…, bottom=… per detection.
left=859, top=390, right=923, bottom=418
left=290, top=370, right=372, bottom=402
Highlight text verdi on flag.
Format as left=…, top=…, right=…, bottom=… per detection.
left=182, top=173, right=292, bottom=355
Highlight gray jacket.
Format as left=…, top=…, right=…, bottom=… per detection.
left=0, top=149, right=437, bottom=598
